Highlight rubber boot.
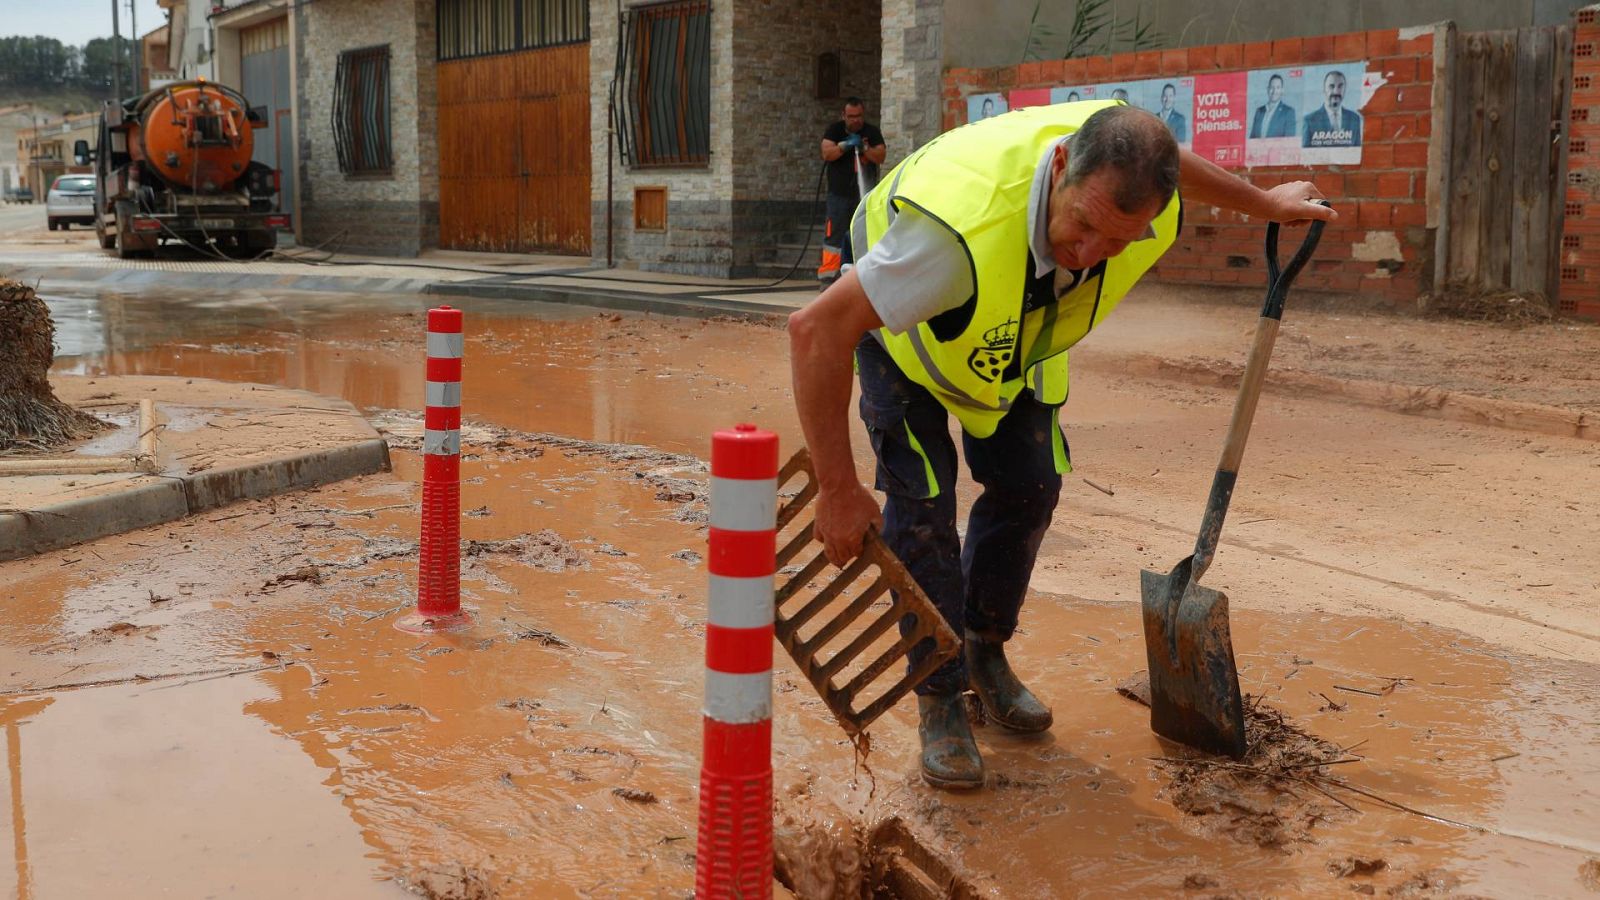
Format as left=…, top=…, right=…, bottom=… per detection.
left=916, top=692, right=985, bottom=790
left=965, top=633, right=1054, bottom=733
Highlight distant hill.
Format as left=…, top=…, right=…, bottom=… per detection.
left=0, top=87, right=109, bottom=119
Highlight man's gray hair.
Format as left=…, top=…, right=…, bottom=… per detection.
left=1064, top=106, right=1180, bottom=214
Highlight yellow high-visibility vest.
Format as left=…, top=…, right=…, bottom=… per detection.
left=853, top=100, right=1180, bottom=437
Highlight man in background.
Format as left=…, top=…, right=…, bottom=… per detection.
left=819, top=98, right=887, bottom=284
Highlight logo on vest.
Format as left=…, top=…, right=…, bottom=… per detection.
left=967, top=318, right=1018, bottom=383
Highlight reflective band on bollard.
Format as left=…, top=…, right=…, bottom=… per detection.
left=398, top=305, right=472, bottom=634
left=695, top=423, right=777, bottom=900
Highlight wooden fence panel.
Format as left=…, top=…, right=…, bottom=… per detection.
left=1442, top=26, right=1573, bottom=303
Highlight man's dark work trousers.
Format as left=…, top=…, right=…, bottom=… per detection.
left=854, top=335, right=1064, bottom=696
left=826, top=193, right=857, bottom=265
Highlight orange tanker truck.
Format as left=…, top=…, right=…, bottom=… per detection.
left=74, top=80, right=290, bottom=259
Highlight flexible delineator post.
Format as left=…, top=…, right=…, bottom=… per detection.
left=398, top=305, right=471, bottom=634
left=695, top=423, right=777, bottom=900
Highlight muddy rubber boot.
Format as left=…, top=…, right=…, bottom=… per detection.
left=965, top=633, right=1054, bottom=734
left=917, top=692, right=985, bottom=790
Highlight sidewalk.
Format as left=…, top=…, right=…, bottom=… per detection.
left=0, top=375, right=390, bottom=561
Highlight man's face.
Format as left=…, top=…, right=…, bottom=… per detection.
left=844, top=104, right=865, bottom=132
left=1161, top=86, right=1175, bottom=111
left=1323, top=73, right=1345, bottom=110
left=1267, top=76, right=1283, bottom=104
left=1047, top=148, right=1161, bottom=271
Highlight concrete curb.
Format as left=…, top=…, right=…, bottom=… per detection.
left=1115, top=353, right=1597, bottom=442
left=0, top=478, right=190, bottom=563
left=1, top=433, right=393, bottom=563
left=183, top=438, right=394, bottom=513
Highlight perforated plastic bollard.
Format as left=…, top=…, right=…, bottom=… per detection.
left=398, top=305, right=473, bottom=634
left=695, top=423, right=777, bottom=900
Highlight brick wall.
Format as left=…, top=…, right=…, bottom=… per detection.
left=1565, top=5, right=1600, bottom=320
left=296, top=0, right=438, bottom=256
left=943, top=27, right=1441, bottom=305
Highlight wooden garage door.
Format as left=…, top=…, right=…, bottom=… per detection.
left=438, top=44, right=591, bottom=254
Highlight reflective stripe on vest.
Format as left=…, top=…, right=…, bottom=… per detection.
left=860, top=100, right=1180, bottom=438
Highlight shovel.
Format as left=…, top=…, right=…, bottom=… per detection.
left=1140, top=210, right=1329, bottom=759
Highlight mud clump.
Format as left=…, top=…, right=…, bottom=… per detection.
left=1153, top=698, right=1351, bottom=851
left=1581, top=858, right=1600, bottom=892
left=395, top=864, right=500, bottom=900
left=464, top=530, right=585, bottom=572
left=1384, top=868, right=1462, bottom=897
left=774, top=800, right=866, bottom=900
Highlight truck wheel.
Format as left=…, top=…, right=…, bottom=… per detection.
left=96, top=219, right=115, bottom=250
left=47, top=219, right=58, bottom=231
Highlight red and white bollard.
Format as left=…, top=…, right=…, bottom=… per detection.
left=398, top=305, right=472, bottom=634
left=696, top=424, right=777, bottom=900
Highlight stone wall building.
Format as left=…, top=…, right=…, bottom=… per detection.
left=295, top=0, right=440, bottom=255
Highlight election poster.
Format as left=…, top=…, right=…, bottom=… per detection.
left=1008, top=88, right=1052, bottom=110
left=1049, top=85, right=1095, bottom=103
left=966, top=59, right=1372, bottom=166
left=1296, top=64, right=1364, bottom=165
left=967, top=92, right=1007, bottom=123
left=1137, top=77, right=1194, bottom=148
left=1191, top=71, right=1247, bottom=167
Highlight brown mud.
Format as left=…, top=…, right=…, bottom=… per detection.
left=0, top=287, right=1596, bottom=897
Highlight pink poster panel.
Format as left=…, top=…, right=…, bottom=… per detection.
left=1191, top=71, right=1248, bottom=168
left=1008, top=88, right=1052, bottom=110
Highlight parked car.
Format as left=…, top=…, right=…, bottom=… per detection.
left=4, top=186, right=34, bottom=204
left=46, top=174, right=97, bottom=230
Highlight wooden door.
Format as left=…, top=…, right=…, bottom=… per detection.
left=1439, top=27, right=1573, bottom=303
left=439, top=43, right=591, bottom=254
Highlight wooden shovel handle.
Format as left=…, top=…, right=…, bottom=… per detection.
left=1190, top=211, right=1331, bottom=579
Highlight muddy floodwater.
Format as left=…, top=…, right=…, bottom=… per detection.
left=4, top=284, right=1599, bottom=898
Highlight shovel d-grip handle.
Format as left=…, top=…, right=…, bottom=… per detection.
left=1190, top=205, right=1332, bottom=580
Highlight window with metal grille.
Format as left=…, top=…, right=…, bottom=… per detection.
left=437, top=0, right=588, bottom=61
left=613, top=0, right=711, bottom=168
left=333, top=46, right=393, bottom=176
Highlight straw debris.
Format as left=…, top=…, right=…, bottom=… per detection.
left=0, top=279, right=105, bottom=451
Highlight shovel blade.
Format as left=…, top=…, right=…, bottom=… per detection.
left=1140, top=561, right=1247, bottom=759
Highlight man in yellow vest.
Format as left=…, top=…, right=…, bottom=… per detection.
left=787, top=101, right=1337, bottom=790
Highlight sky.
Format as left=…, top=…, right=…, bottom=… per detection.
left=2, top=0, right=170, bottom=47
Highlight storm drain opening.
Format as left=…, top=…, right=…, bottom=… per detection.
left=776, top=814, right=979, bottom=900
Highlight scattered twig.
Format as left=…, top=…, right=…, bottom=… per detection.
left=1082, top=477, right=1115, bottom=496
left=1490, top=752, right=1519, bottom=763
left=1333, top=684, right=1384, bottom=697
left=1323, top=779, right=1483, bottom=832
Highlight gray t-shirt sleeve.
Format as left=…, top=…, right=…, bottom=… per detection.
left=854, top=206, right=974, bottom=335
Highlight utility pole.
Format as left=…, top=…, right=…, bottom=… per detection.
left=129, top=0, right=140, bottom=95
left=111, top=0, right=123, bottom=100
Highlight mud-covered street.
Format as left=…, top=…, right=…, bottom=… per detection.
left=0, top=278, right=1595, bottom=898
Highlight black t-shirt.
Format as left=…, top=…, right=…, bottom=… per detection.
left=823, top=120, right=884, bottom=199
